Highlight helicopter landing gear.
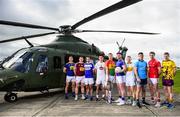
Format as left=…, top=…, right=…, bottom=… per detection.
left=4, top=93, right=18, bottom=103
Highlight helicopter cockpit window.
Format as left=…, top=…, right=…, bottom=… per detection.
left=36, top=55, right=48, bottom=73
left=2, top=49, right=33, bottom=73
left=53, top=56, right=61, bottom=69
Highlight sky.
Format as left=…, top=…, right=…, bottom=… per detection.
left=0, top=0, right=179, bottom=66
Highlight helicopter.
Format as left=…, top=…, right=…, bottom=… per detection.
left=0, top=0, right=159, bottom=102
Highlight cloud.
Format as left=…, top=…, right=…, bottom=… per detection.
left=0, top=0, right=179, bottom=66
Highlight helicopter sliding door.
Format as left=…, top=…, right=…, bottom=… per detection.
left=45, top=55, right=65, bottom=89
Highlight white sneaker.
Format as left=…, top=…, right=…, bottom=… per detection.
left=132, top=101, right=136, bottom=106
left=75, top=95, right=78, bottom=101
left=126, top=99, right=132, bottom=105
left=113, top=98, right=120, bottom=103
left=117, top=100, right=125, bottom=106
left=155, top=102, right=161, bottom=108
left=81, top=95, right=85, bottom=100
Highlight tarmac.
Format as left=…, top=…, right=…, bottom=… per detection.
left=0, top=88, right=179, bottom=116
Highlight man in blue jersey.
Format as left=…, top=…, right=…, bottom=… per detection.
left=134, top=52, right=150, bottom=108
left=115, top=52, right=127, bottom=106
left=84, top=57, right=94, bottom=101
left=63, top=56, right=75, bottom=99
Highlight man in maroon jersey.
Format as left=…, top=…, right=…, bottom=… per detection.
left=74, top=56, right=85, bottom=100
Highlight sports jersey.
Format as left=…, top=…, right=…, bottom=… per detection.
left=64, top=63, right=75, bottom=76
left=134, top=60, right=147, bottom=79
left=148, top=59, right=161, bottom=78
left=84, top=62, right=94, bottom=78
left=75, top=62, right=85, bottom=76
left=126, top=62, right=135, bottom=78
left=95, top=61, right=106, bottom=79
left=116, top=59, right=125, bottom=76
left=162, top=60, right=176, bottom=80
left=105, top=60, right=115, bottom=76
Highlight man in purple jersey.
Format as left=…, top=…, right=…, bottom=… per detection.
left=84, top=57, right=95, bottom=101
left=63, top=56, right=75, bottom=99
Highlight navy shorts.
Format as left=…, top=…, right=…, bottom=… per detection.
left=137, top=78, right=147, bottom=86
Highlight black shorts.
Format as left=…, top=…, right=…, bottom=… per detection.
left=137, top=79, right=147, bottom=86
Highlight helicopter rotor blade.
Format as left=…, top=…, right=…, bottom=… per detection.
left=0, top=32, right=56, bottom=43
left=0, top=20, right=59, bottom=31
left=71, top=0, right=142, bottom=30
left=79, top=30, right=160, bottom=35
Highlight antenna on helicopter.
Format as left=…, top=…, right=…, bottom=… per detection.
left=116, top=38, right=128, bottom=60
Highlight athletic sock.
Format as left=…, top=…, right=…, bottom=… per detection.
left=96, top=95, right=99, bottom=98
left=142, top=97, right=145, bottom=102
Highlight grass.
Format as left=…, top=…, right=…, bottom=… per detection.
left=159, top=70, right=180, bottom=94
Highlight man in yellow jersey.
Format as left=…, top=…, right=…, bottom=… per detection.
left=161, top=52, right=176, bottom=109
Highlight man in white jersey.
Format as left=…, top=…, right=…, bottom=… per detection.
left=95, top=55, right=106, bottom=101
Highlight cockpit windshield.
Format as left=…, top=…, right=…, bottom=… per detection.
left=3, top=49, right=33, bottom=73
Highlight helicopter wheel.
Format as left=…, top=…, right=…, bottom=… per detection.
left=4, top=93, right=18, bottom=103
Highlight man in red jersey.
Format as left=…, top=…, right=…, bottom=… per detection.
left=74, top=56, right=85, bottom=101
left=148, top=51, right=161, bottom=107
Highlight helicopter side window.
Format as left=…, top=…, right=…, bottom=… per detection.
left=36, top=55, right=48, bottom=73
left=53, top=56, right=61, bottom=69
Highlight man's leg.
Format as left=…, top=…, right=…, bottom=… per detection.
left=75, top=82, right=79, bottom=100
left=65, top=81, right=69, bottom=99
left=148, top=79, right=154, bottom=102
left=136, top=85, right=142, bottom=108
left=81, top=80, right=85, bottom=99
left=72, top=81, right=76, bottom=97
left=96, top=84, right=100, bottom=100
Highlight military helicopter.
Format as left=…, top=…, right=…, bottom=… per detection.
left=0, top=0, right=159, bottom=102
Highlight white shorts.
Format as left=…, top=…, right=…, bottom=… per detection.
left=126, top=77, right=136, bottom=86
left=84, top=78, right=94, bottom=85
left=116, top=76, right=126, bottom=84
left=66, top=76, right=75, bottom=83
left=76, top=76, right=85, bottom=84
left=96, top=77, right=105, bottom=86
left=149, top=78, right=159, bottom=85
left=107, top=75, right=115, bottom=83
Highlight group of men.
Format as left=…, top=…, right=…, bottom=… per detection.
left=63, top=51, right=176, bottom=109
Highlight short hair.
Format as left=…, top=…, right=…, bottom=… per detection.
left=138, top=52, right=143, bottom=55
left=127, top=56, right=131, bottom=58
left=149, top=51, right=155, bottom=56
left=108, top=53, right=113, bottom=56
left=164, top=52, right=170, bottom=56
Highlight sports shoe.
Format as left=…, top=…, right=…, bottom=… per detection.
left=132, top=101, right=136, bottom=106
left=72, top=92, right=75, bottom=97
left=75, top=95, right=78, bottom=101
left=113, top=98, right=121, bottom=103
left=117, top=100, right=125, bottom=106
left=96, top=97, right=100, bottom=101
left=155, top=102, right=161, bottom=108
left=65, top=94, right=68, bottom=99
left=81, top=95, right=86, bottom=100
left=142, top=101, right=150, bottom=106
left=126, top=99, right=132, bottom=105
left=161, top=101, right=169, bottom=106
left=90, top=96, right=93, bottom=101
left=137, top=101, right=142, bottom=108
left=167, top=103, right=175, bottom=109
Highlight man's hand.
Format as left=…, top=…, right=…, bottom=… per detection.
left=136, top=77, right=141, bottom=83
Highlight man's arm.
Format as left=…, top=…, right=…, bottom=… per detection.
left=63, top=67, right=66, bottom=73
left=74, top=64, right=77, bottom=76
